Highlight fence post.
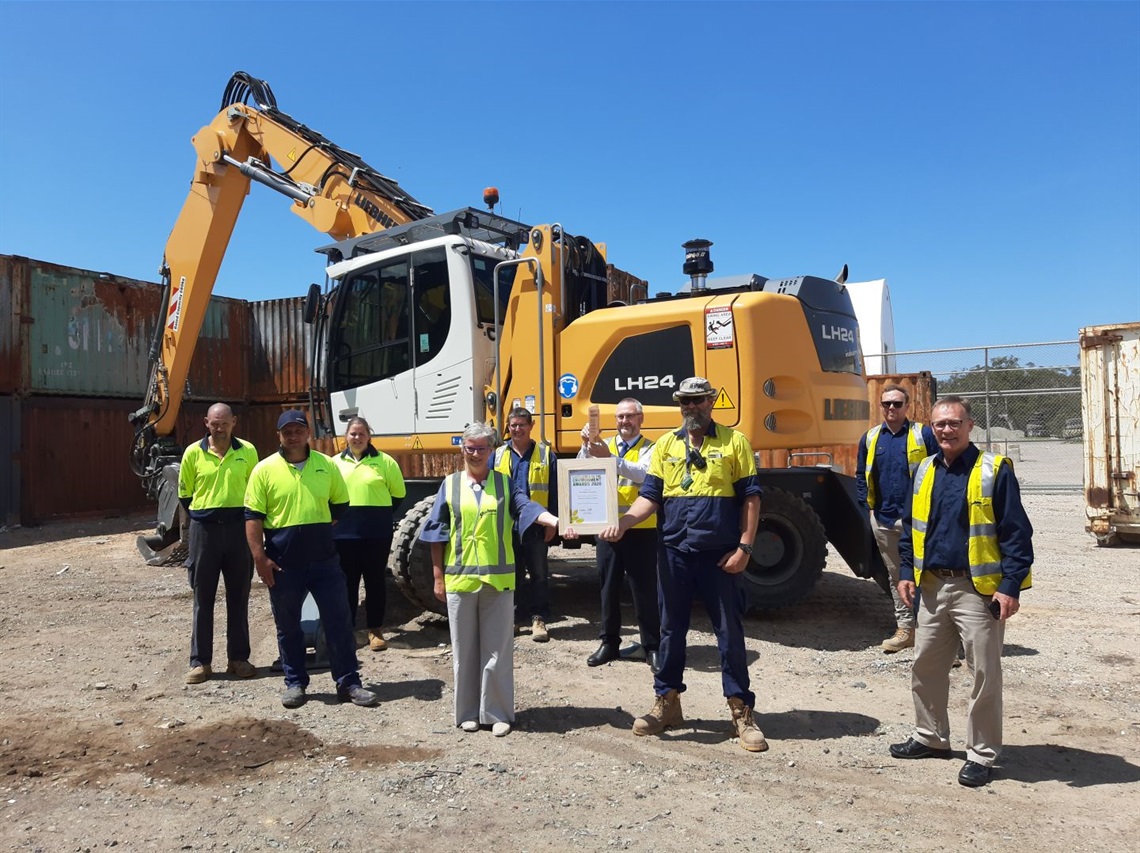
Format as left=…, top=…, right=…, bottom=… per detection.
left=983, top=346, right=992, bottom=451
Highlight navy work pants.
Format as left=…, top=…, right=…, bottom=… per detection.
left=266, top=554, right=363, bottom=691
left=596, top=528, right=660, bottom=650
left=187, top=520, right=252, bottom=667
left=336, top=537, right=392, bottom=630
left=654, top=546, right=755, bottom=707
left=513, top=526, right=551, bottom=622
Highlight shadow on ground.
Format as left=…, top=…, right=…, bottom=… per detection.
left=1000, top=743, right=1140, bottom=787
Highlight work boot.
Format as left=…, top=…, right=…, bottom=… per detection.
left=632, top=689, right=683, bottom=736
left=727, top=697, right=769, bottom=752
left=281, top=685, right=307, bottom=708
left=185, top=664, right=212, bottom=684
left=531, top=618, right=550, bottom=643
left=337, top=685, right=380, bottom=707
left=368, top=630, right=388, bottom=652
left=226, top=660, right=257, bottom=679
left=881, top=626, right=915, bottom=653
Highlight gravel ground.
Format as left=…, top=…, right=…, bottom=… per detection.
left=0, top=493, right=1137, bottom=851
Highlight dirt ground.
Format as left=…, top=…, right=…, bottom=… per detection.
left=1, top=493, right=1137, bottom=852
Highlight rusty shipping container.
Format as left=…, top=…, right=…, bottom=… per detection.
left=0, top=255, right=248, bottom=401
left=0, top=257, right=25, bottom=395
left=249, top=298, right=315, bottom=402
left=0, top=396, right=18, bottom=525
left=1080, top=322, right=1140, bottom=545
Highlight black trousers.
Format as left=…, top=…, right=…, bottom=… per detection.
left=596, top=528, right=661, bottom=650
left=335, top=537, right=392, bottom=630
left=187, top=520, right=252, bottom=667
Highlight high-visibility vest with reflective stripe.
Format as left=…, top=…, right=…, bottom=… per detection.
left=910, top=452, right=1032, bottom=595
left=493, top=442, right=552, bottom=508
left=607, top=435, right=656, bottom=530
left=442, top=471, right=516, bottom=593
left=864, top=422, right=927, bottom=510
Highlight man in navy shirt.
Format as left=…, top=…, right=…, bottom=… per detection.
left=891, top=396, right=1033, bottom=788
left=855, top=383, right=937, bottom=652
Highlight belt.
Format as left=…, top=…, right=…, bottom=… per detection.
left=926, top=568, right=971, bottom=578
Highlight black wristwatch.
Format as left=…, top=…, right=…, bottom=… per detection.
left=737, top=543, right=753, bottom=555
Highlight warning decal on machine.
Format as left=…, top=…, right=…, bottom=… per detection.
left=705, top=307, right=734, bottom=349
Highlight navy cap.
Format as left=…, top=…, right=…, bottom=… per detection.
left=277, top=410, right=309, bottom=430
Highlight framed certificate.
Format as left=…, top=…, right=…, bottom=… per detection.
left=556, top=457, right=618, bottom=535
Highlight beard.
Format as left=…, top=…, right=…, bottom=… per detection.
left=682, top=409, right=712, bottom=432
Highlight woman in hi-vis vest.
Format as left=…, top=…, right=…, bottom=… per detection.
left=417, top=422, right=559, bottom=737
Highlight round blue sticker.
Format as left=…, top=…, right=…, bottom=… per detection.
left=558, top=374, right=579, bottom=399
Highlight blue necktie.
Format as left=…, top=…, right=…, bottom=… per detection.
left=617, top=441, right=629, bottom=458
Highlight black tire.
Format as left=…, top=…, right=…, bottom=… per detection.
left=389, top=495, right=446, bottom=616
left=742, top=487, right=828, bottom=611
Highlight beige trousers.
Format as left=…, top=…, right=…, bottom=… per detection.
left=911, top=573, right=1005, bottom=766
left=446, top=584, right=515, bottom=727
left=871, top=514, right=915, bottom=627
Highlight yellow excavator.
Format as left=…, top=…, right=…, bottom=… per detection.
left=133, top=71, right=888, bottom=614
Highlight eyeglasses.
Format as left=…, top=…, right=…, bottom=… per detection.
left=462, top=445, right=491, bottom=455
left=615, top=413, right=640, bottom=420
left=677, top=396, right=709, bottom=406
left=507, top=422, right=530, bottom=430
left=931, top=420, right=964, bottom=431
left=881, top=400, right=906, bottom=409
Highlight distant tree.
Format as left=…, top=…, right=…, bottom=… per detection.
left=939, top=355, right=1080, bottom=437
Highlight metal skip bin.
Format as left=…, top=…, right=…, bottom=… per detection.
left=1081, top=322, right=1140, bottom=545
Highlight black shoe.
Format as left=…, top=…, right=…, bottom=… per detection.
left=587, top=643, right=620, bottom=667
left=337, top=685, right=380, bottom=707
left=646, top=649, right=660, bottom=674
left=281, top=685, right=307, bottom=709
left=958, top=760, right=992, bottom=787
left=889, top=737, right=952, bottom=760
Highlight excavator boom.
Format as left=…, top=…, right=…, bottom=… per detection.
left=131, top=71, right=430, bottom=558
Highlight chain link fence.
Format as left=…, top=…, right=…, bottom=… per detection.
left=891, top=340, right=1081, bottom=492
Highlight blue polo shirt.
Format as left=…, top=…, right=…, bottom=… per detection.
left=898, top=444, right=1034, bottom=597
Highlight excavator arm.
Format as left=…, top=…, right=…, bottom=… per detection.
left=130, top=71, right=431, bottom=559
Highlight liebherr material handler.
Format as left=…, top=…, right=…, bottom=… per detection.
left=132, top=71, right=888, bottom=614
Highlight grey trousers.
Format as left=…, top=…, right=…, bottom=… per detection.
left=871, top=514, right=915, bottom=627
left=446, top=584, right=515, bottom=726
left=911, top=573, right=1005, bottom=766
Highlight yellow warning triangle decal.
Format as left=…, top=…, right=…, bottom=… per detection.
left=287, top=148, right=298, bottom=163
left=713, top=388, right=735, bottom=409
left=411, top=436, right=423, bottom=449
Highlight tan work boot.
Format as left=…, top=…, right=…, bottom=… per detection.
left=632, top=689, right=683, bottom=736
left=185, top=664, right=212, bottom=684
left=368, top=629, right=388, bottom=651
left=531, top=618, right=550, bottom=643
left=226, top=660, right=257, bottom=679
left=881, top=626, right=915, bottom=653
left=727, top=697, right=769, bottom=752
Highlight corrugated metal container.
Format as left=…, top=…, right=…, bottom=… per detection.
left=0, top=257, right=26, bottom=394
left=5, top=255, right=249, bottom=400
left=185, top=298, right=249, bottom=401
left=249, top=298, right=314, bottom=402
left=19, top=397, right=153, bottom=521
left=865, top=372, right=937, bottom=423
left=0, top=396, right=19, bottom=525
left=23, top=260, right=163, bottom=397
left=1080, top=322, right=1140, bottom=545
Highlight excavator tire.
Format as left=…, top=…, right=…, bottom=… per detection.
left=389, top=495, right=446, bottom=617
left=743, top=486, right=828, bottom=612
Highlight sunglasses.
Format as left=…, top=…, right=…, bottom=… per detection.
left=881, top=400, right=906, bottom=409
left=677, top=396, right=710, bottom=406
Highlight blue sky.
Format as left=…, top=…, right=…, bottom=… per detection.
left=1, top=1, right=1137, bottom=354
